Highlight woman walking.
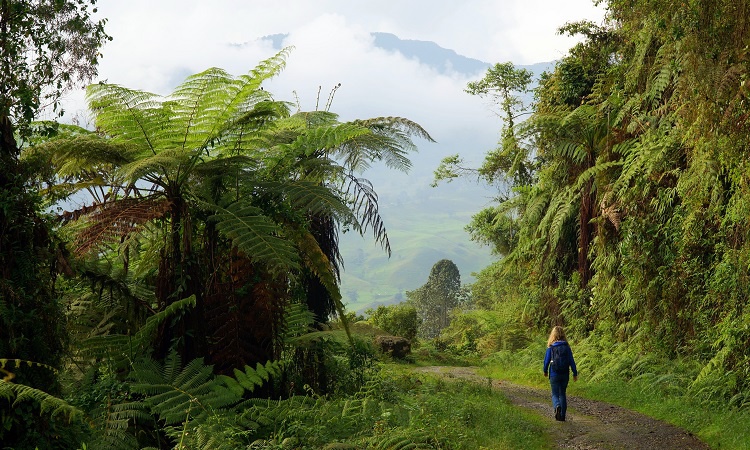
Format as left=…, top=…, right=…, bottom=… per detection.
left=543, top=326, right=578, bottom=421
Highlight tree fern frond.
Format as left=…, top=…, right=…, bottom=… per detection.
left=286, top=122, right=372, bottom=158
left=523, top=186, right=551, bottom=228
left=555, top=142, right=587, bottom=164
left=279, top=302, right=315, bottom=345
left=0, top=358, right=59, bottom=378
left=135, top=296, right=197, bottom=347
left=625, top=27, right=654, bottom=93
left=335, top=116, right=434, bottom=174
left=548, top=189, right=580, bottom=251
left=119, top=146, right=201, bottom=184
left=248, top=46, right=293, bottom=84
left=291, top=226, right=353, bottom=340
left=171, top=49, right=292, bottom=154
left=32, top=131, right=135, bottom=176
left=353, top=116, right=436, bottom=143
left=647, top=64, right=673, bottom=106
left=573, top=160, right=624, bottom=192
left=342, top=173, right=390, bottom=255
left=209, top=202, right=300, bottom=275
left=281, top=181, right=356, bottom=222
left=130, top=351, right=239, bottom=426
left=0, top=380, right=83, bottom=422
left=72, top=197, right=171, bottom=255
left=86, top=84, right=169, bottom=154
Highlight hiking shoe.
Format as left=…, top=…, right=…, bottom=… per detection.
left=554, top=406, right=561, bottom=421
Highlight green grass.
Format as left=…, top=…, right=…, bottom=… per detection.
left=375, top=365, right=550, bottom=449
left=479, top=341, right=750, bottom=450
left=256, top=363, right=550, bottom=449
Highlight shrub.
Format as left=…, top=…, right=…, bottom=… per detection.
left=366, top=303, right=419, bottom=341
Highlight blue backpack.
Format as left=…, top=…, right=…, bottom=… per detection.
left=550, top=343, right=570, bottom=373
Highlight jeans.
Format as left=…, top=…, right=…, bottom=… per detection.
left=549, top=375, right=570, bottom=419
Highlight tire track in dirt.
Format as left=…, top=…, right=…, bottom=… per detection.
left=414, top=366, right=710, bottom=450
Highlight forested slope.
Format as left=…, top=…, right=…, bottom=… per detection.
left=459, top=0, right=750, bottom=408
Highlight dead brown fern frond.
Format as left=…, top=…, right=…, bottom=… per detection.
left=71, top=197, right=171, bottom=255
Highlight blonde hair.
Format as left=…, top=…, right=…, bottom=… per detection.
left=547, top=326, right=567, bottom=347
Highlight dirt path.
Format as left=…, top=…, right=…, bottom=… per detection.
left=414, top=366, right=710, bottom=450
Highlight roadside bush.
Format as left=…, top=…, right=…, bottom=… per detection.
left=366, top=303, right=419, bottom=341
left=440, top=309, right=531, bottom=356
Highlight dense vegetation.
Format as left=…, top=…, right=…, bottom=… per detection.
left=3, top=0, right=750, bottom=448
left=436, top=0, right=750, bottom=422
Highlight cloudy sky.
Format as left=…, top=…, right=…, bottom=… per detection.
left=61, top=0, right=606, bottom=127
left=58, top=0, right=608, bottom=178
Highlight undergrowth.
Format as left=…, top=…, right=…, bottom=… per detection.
left=480, top=336, right=750, bottom=450
left=248, top=365, right=548, bottom=449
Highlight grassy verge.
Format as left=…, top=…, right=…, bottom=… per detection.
left=259, top=362, right=550, bottom=449
left=479, top=340, right=750, bottom=450
left=374, top=364, right=551, bottom=449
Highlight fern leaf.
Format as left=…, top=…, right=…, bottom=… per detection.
left=72, top=196, right=171, bottom=255
left=0, top=380, right=83, bottom=422
left=86, top=83, right=169, bottom=154
left=134, top=295, right=197, bottom=348
left=130, top=351, right=240, bottom=426
left=209, top=202, right=300, bottom=274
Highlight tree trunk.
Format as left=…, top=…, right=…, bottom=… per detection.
left=579, top=179, right=594, bottom=287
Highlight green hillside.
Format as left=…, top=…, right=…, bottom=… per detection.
left=339, top=181, right=494, bottom=312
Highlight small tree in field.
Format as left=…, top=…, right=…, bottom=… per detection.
left=407, top=259, right=462, bottom=339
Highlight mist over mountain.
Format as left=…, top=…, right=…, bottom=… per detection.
left=371, top=32, right=489, bottom=76
left=261, top=32, right=553, bottom=312
left=261, top=32, right=554, bottom=78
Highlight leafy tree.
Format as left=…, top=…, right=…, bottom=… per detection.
left=0, top=1, right=108, bottom=447
left=435, top=62, right=534, bottom=188
left=407, top=259, right=462, bottom=339
left=434, top=63, right=535, bottom=262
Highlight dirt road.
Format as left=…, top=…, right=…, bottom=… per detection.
left=415, top=366, right=710, bottom=450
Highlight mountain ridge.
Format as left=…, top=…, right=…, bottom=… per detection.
left=260, top=32, right=555, bottom=77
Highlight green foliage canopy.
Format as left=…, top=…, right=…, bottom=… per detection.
left=407, top=259, right=463, bottom=339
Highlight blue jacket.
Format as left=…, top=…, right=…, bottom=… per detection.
left=543, top=341, right=578, bottom=378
